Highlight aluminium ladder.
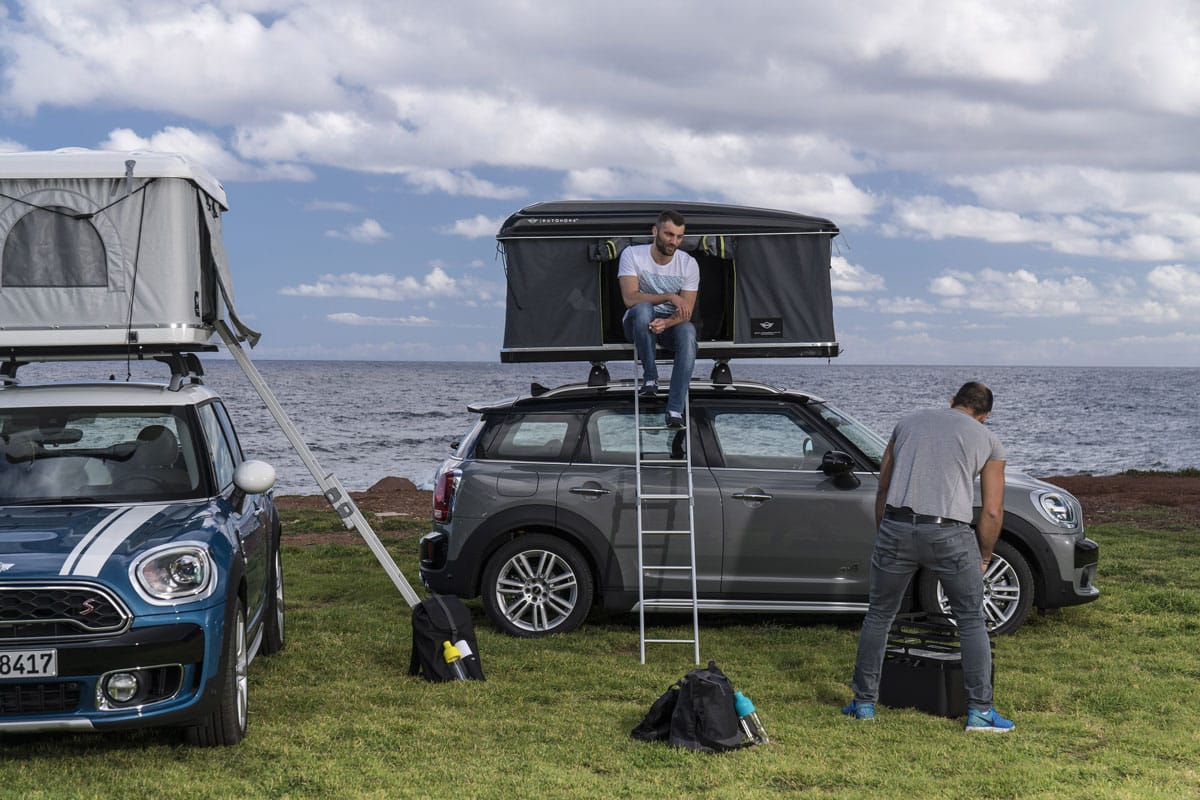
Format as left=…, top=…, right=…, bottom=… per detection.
left=633, top=358, right=700, bottom=665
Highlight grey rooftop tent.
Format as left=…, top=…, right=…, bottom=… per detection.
left=0, top=149, right=257, bottom=349
left=498, top=201, right=840, bottom=363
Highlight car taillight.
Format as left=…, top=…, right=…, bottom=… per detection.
left=433, top=468, right=460, bottom=523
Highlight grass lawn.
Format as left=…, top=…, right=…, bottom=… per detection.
left=3, top=506, right=1199, bottom=800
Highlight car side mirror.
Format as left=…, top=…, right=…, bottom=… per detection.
left=820, top=451, right=861, bottom=489
left=230, top=460, right=277, bottom=512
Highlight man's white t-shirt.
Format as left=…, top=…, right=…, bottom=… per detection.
left=618, top=244, right=700, bottom=317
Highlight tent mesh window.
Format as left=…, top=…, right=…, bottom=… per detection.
left=2, top=206, right=107, bottom=288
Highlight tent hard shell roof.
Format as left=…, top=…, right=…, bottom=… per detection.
left=498, top=200, right=838, bottom=239
left=0, top=149, right=227, bottom=208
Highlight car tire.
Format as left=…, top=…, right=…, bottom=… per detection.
left=184, top=599, right=249, bottom=746
left=261, top=545, right=285, bottom=655
left=481, top=534, right=594, bottom=638
left=917, top=539, right=1035, bottom=636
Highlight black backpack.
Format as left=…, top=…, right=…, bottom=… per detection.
left=407, top=594, right=485, bottom=681
left=631, top=661, right=746, bottom=753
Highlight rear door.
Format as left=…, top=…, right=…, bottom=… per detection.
left=558, top=404, right=721, bottom=597
left=701, top=401, right=877, bottom=601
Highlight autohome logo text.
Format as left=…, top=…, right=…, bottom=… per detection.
left=533, top=217, right=580, bottom=224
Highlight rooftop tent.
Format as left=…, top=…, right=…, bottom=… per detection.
left=0, top=149, right=258, bottom=349
left=497, top=201, right=840, bottom=363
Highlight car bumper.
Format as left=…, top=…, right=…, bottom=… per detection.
left=0, top=607, right=224, bottom=734
left=418, top=530, right=475, bottom=596
left=1039, top=535, right=1100, bottom=609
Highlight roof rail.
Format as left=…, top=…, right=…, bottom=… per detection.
left=0, top=344, right=217, bottom=391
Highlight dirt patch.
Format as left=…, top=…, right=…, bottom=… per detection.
left=275, top=476, right=432, bottom=517
left=1043, top=473, right=1200, bottom=527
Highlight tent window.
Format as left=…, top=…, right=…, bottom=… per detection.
left=2, top=206, right=107, bottom=288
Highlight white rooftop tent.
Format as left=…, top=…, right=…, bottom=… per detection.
left=0, top=149, right=420, bottom=606
left=0, top=148, right=257, bottom=349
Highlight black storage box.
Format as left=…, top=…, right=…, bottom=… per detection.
left=878, top=614, right=990, bottom=718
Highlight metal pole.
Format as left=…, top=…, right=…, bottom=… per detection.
left=215, top=321, right=421, bottom=607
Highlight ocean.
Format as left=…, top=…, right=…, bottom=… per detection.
left=15, top=359, right=1198, bottom=494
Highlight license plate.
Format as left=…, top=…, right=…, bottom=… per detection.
left=0, top=649, right=58, bottom=678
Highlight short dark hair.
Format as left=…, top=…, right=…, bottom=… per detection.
left=657, top=209, right=686, bottom=228
left=953, top=381, right=994, bottom=415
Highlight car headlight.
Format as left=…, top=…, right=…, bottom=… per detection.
left=1031, top=489, right=1080, bottom=529
left=132, top=543, right=216, bottom=604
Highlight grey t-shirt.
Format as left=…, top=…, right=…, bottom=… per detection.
left=884, top=407, right=1006, bottom=524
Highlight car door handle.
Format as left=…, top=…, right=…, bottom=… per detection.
left=569, top=486, right=611, bottom=496
left=733, top=491, right=773, bottom=502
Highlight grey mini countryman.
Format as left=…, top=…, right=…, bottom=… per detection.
left=419, top=378, right=1099, bottom=637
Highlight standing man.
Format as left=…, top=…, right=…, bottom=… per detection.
left=844, top=381, right=1014, bottom=732
left=619, top=210, right=699, bottom=428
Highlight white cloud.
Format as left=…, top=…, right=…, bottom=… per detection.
left=305, top=200, right=361, bottom=213
left=444, top=215, right=503, bottom=239
left=325, top=218, right=391, bottom=243
left=878, top=296, right=937, bottom=314
left=280, top=266, right=504, bottom=304
left=891, top=196, right=1200, bottom=262
left=326, top=312, right=436, bottom=326
left=0, top=138, right=24, bottom=153
left=100, top=126, right=312, bottom=182
left=830, top=256, right=886, bottom=292
left=404, top=169, right=525, bottom=200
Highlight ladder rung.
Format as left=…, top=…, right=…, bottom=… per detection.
left=640, top=458, right=687, bottom=465
left=641, top=529, right=693, bottom=535
left=645, top=638, right=698, bottom=644
left=638, top=424, right=686, bottom=431
left=643, top=565, right=694, bottom=572
left=639, top=493, right=689, bottom=501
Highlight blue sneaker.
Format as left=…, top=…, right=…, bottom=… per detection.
left=965, top=707, right=1014, bottom=732
left=841, top=701, right=875, bottom=720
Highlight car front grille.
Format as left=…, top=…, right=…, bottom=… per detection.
left=0, top=584, right=131, bottom=641
left=0, top=682, right=82, bottom=716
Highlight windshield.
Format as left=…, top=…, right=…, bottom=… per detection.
left=811, top=402, right=888, bottom=467
left=0, top=406, right=207, bottom=504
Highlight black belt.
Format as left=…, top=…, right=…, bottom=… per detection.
left=884, top=506, right=964, bottom=526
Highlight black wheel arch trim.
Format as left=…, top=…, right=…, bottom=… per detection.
left=439, top=504, right=623, bottom=605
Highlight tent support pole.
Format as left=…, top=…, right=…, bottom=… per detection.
left=214, top=321, right=421, bottom=607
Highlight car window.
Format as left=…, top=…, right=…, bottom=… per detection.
left=211, top=401, right=245, bottom=464
left=478, top=414, right=574, bottom=462
left=198, top=403, right=237, bottom=489
left=709, top=408, right=836, bottom=470
left=586, top=408, right=683, bottom=465
left=810, top=402, right=887, bottom=466
left=0, top=406, right=204, bottom=502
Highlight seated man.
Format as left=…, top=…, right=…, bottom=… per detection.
left=618, top=209, right=699, bottom=428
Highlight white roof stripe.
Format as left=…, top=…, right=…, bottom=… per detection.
left=69, top=505, right=169, bottom=578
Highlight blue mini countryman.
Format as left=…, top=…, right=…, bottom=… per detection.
left=0, top=375, right=283, bottom=746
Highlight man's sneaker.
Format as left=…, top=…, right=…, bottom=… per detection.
left=841, top=701, right=875, bottom=720
left=965, top=707, right=1014, bottom=732
left=666, top=412, right=685, bottom=429
left=639, top=381, right=658, bottom=397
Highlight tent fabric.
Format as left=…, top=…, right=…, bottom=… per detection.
left=498, top=201, right=839, bottom=362
left=0, top=150, right=257, bottom=349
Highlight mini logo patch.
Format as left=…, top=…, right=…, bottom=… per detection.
left=0, top=562, right=12, bottom=573
left=751, top=317, right=783, bottom=339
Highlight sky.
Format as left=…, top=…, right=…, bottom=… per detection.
left=1, top=0, right=1199, bottom=366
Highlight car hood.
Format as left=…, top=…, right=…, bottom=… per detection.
left=0, top=501, right=215, bottom=580
left=1003, top=470, right=1072, bottom=497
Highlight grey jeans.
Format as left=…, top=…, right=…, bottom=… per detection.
left=851, top=517, right=993, bottom=711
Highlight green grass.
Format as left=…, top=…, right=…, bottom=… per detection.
left=4, top=514, right=1200, bottom=799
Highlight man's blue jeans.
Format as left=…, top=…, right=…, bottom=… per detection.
left=622, top=301, right=697, bottom=417
left=851, top=517, right=994, bottom=712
